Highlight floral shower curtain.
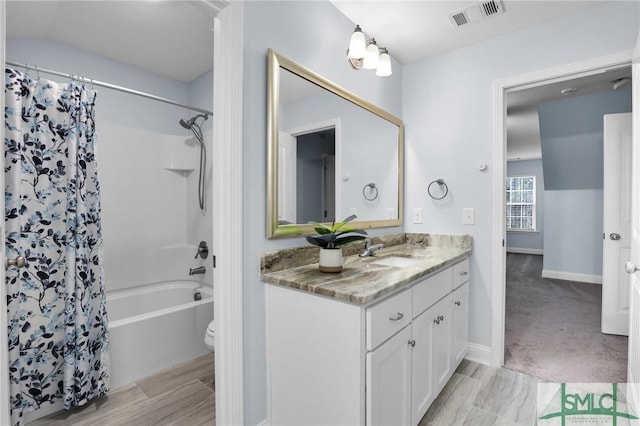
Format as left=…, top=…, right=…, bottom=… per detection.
left=4, top=68, right=109, bottom=425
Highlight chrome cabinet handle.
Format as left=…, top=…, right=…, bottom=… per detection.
left=408, top=340, right=416, bottom=347
left=389, top=312, right=404, bottom=321
left=460, top=271, right=468, bottom=276
left=625, top=261, right=639, bottom=274
left=5, top=256, right=26, bottom=269
left=610, top=233, right=621, bottom=241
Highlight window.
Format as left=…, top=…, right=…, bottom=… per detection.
left=506, top=176, right=536, bottom=231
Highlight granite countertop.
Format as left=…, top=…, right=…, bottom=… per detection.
left=261, top=233, right=472, bottom=305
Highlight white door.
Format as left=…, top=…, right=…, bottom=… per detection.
left=366, top=325, right=412, bottom=426
left=278, top=131, right=296, bottom=223
left=602, top=113, right=632, bottom=336
left=431, top=295, right=453, bottom=394
left=452, top=282, right=470, bottom=365
left=627, top=60, right=640, bottom=415
left=411, top=310, right=435, bottom=426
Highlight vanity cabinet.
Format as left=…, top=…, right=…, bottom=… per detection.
left=265, top=257, right=470, bottom=426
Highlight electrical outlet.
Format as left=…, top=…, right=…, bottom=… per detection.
left=350, top=208, right=358, bottom=216
left=388, top=208, right=397, bottom=219
left=413, top=208, right=423, bottom=224
left=463, top=208, right=475, bottom=225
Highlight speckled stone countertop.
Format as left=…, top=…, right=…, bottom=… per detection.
left=261, top=233, right=472, bottom=305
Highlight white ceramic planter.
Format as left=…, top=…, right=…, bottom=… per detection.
left=319, top=248, right=343, bottom=273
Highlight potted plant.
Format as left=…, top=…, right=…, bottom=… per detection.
left=306, top=215, right=368, bottom=273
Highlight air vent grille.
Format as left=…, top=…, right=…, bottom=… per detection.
left=449, top=0, right=505, bottom=28
left=481, top=0, right=503, bottom=16
left=451, top=12, right=469, bottom=27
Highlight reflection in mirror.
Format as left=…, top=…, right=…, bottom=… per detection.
left=268, top=49, right=404, bottom=238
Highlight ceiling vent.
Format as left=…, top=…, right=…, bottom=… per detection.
left=449, top=0, right=505, bottom=28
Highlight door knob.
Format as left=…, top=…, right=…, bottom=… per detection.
left=610, top=233, right=621, bottom=241
left=625, top=261, right=639, bottom=274
left=5, top=255, right=26, bottom=269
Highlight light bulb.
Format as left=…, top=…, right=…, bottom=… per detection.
left=362, top=38, right=379, bottom=70
left=376, top=48, right=392, bottom=77
left=347, top=25, right=366, bottom=59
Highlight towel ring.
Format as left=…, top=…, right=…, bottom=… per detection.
left=363, top=183, right=379, bottom=201
left=427, top=179, right=449, bottom=200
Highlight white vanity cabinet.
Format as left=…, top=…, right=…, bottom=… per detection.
left=265, top=257, right=470, bottom=426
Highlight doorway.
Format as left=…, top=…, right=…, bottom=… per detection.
left=492, top=51, right=634, bottom=377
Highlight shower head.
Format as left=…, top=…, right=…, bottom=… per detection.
left=179, top=113, right=208, bottom=130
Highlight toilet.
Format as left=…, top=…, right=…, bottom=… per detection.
left=205, top=320, right=215, bottom=351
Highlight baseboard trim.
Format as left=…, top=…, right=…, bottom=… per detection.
left=506, top=247, right=543, bottom=255
left=541, top=269, right=602, bottom=284
left=465, top=343, right=492, bottom=366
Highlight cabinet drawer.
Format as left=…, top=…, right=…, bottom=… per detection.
left=366, top=289, right=412, bottom=351
left=412, top=267, right=452, bottom=318
left=453, top=258, right=469, bottom=289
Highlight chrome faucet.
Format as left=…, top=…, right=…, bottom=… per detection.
left=189, top=266, right=206, bottom=275
left=359, top=238, right=384, bottom=257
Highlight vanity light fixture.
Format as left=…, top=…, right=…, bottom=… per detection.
left=347, top=25, right=392, bottom=77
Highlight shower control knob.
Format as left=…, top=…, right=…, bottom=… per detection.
left=5, top=255, right=26, bottom=269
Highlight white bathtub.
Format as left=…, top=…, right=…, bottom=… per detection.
left=107, top=281, right=213, bottom=390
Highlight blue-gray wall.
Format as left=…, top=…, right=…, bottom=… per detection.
left=506, top=159, right=544, bottom=252
left=539, top=88, right=632, bottom=190
left=242, top=2, right=404, bottom=424
left=6, top=38, right=212, bottom=134
left=538, top=88, right=632, bottom=277
left=403, top=1, right=638, bottom=351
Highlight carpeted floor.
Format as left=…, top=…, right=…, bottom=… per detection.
left=504, top=253, right=628, bottom=383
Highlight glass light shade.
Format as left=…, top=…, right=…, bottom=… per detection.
left=376, top=50, right=392, bottom=77
left=362, top=39, right=379, bottom=70
left=347, top=26, right=366, bottom=59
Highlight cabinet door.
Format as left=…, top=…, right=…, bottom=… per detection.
left=366, top=325, right=412, bottom=426
left=452, top=282, right=469, bottom=366
left=432, top=294, right=453, bottom=394
left=410, top=309, right=435, bottom=426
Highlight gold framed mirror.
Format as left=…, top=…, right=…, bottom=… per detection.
left=267, top=49, right=404, bottom=239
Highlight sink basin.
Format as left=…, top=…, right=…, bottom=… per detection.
left=371, top=256, right=423, bottom=268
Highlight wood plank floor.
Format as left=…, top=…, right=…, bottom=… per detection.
left=28, top=354, right=215, bottom=426
left=419, top=360, right=539, bottom=426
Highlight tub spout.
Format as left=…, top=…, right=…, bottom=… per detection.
left=189, top=266, right=206, bottom=275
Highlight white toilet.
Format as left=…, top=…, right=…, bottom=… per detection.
left=205, top=320, right=215, bottom=351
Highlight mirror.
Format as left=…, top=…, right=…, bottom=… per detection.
left=267, top=49, right=404, bottom=238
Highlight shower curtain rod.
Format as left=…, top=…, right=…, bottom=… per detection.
left=5, top=60, right=213, bottom=116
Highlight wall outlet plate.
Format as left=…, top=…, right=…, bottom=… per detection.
left=413, top=208, right=423, bottom=224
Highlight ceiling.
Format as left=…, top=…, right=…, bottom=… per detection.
left=5, top=1, right=215, bottom=83
left=330, top=1, right=603, bottom=65
left=506, top=65, right=632, bottom=161
left=6, top=0, right=628, bottom=158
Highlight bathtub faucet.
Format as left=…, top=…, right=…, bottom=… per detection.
left=189, top=266, right=206, bottom=276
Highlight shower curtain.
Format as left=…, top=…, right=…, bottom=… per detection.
left=4, top=68, right=109, bottom=425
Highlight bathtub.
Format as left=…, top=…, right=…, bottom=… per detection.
left=107, top=281, right=213, bottom=390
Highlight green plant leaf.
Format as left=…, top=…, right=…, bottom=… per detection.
left=308, top=221, right=333, bottom=235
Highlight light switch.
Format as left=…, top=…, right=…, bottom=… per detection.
left=463, top=208, right=475, bottom=225
left=413, top=208, right=423, bottom=224
left=350, top=208, right=358, bottom=216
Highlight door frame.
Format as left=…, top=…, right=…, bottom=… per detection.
left=284, top=118, right=342, bottom=221
left=491, top=49, right=634, bottom=367
left=0, top=2, right=245, bottom=425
